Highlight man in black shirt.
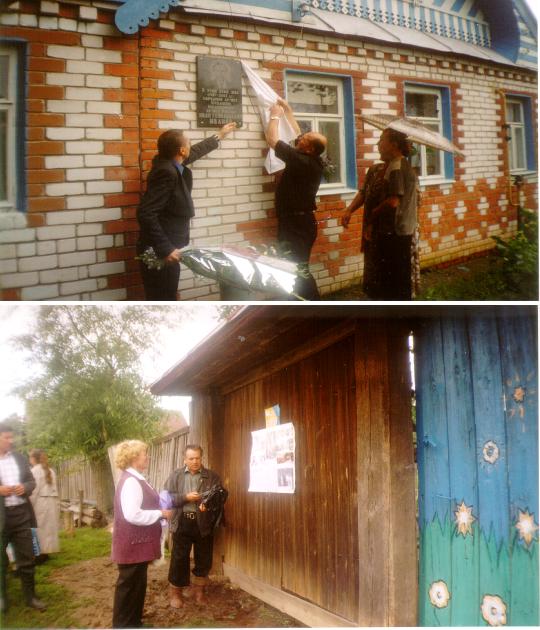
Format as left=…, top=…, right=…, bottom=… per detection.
left=266, top=99, right=327, bottom=300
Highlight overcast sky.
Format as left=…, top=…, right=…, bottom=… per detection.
left=0, top=304, right=223, bottom=422
left=525, top=0, right=538, bottom=18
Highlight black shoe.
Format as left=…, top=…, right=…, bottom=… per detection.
left=26, top=597, right=47, bottom=611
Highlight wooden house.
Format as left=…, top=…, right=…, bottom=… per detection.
left=151, top=304, right=538, bottom=626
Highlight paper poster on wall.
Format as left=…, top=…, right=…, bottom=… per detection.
left=248, top=422, right=295, bottom=493
left=264, top=404, right=280, bottom=428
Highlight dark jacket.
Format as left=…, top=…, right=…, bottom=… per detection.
left=164, top=466, right=224, bottom=538
left=0, top=451, right=37, bottom=532
left=137, top=136, right=220, bottom=258
left=274, top=140, right=323, bottom=217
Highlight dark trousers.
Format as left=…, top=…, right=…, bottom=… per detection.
left=277, top=213, right=320, bottom=301
left=367, top=233, right=413, bottom=301
left=139, top=261, right=181, bottom=301
left=112, top=561, right=149, bottom=629
left=168, top=517, right=213, bottom=587
left=1, top=504, right=36, bottom=605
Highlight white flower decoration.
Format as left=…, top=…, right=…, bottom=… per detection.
left=483, top=440, right=500, bottom=464
left=429, top=580, right=450, bottom=608
left=481, top=594, right=507, bottom=626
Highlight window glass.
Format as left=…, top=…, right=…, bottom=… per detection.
left=405, top=92, right=438, bottom=118
left=288, top=81, right=339, bottom=114
left=319, top=120, right=341, bottom=184
left=512, top=126, right=526, bottom=171
left=0, top=47, right=17, bottom=210
left=286, top=74, right=347, bottom=188
left=0, top=109, right=6, bottom=201
left=0, top=56, right=9, bottom=100
left=506, top=98, right=528, bottom=172
left=405, top=86, right=446, bottom=179
left=507, top=102, right=522, bottom=124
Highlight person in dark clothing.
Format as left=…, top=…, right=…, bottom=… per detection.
left=0, top=421, right=46, bottom=614
left=137, top=123, right=236, bottom=300
left=342, top=128, right=418, bottom=300
left=164, top=445, right=226, bottom=608
left=265, top=99, right=327, bottom=300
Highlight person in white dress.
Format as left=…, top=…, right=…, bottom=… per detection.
left=29, top=449, right=60, bottom=562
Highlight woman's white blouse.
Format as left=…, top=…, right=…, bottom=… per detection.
left=120, top=467, right=162, bottom=527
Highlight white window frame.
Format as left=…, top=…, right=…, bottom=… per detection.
left=404, top=85, right=447, bottom=183
left=0, top=46, right=18, bottom=213
left=506, top=97, right=528, bottom=173
left=285, top=74, right=346, bottom=191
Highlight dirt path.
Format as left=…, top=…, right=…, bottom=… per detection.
left=51, top=556, right=302, bottom=628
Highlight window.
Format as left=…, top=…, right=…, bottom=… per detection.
left=505, top=96, right=535, bottom=173
left=0, top=45, right=23, bottom=213
left=404, top=84, right=454, bottom=182
left=285, top=73, right=356, bottom=191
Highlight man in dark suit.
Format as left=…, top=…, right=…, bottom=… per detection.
left=0, top=421, right=46, bottom=613
left=137, top=122, right=237, bottom=300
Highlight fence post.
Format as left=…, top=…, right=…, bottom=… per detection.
left=78, top=489, right=84, bottom=528
left=63, top=509, right=75, bottom=536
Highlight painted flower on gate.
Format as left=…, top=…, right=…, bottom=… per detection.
left=429, top=580, right=450, bottom=608
left=481, top=594, right=507, bottom=626
left=454, top=501, right=476, bottom=536
left=482, top=440, right=499, bottom=464
left=515, top=509, right=539, bottom=547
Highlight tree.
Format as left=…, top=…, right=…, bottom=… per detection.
left=14, top=305, right=190, bottom=513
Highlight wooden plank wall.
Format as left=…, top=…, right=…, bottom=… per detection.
left=58, top=429, right=190, bottom=505
left=57, top=457, right=98, bottom=503
left=355, top=319, right=417, bottom=626
left=415, top=312, right=539, bottom=626
left=202, top=320, right=417, bottom=626
left=221, top=336, right=358, bottom=622
left=147, top=428, right=190, bottom=491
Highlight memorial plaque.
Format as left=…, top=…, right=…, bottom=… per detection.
left=196, top=56, right=243, bottom=128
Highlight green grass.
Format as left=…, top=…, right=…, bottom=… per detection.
left=3, top=528, right=111, bottom=629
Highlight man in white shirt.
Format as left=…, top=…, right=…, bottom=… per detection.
left=0, top=421, right=46, bottom=613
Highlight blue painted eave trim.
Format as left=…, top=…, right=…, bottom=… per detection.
left=115, top=0, right=183, bottom=34
left=513, top=0, right=538, bottom=40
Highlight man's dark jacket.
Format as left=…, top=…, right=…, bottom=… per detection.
left=137, top=136, right=219, bottom=259
left=0, top=452, right=37, bottom=532
left=164, top=466, right=224, bottom=538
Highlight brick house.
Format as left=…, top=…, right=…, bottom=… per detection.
left=0, top=0, right=537, bottom=300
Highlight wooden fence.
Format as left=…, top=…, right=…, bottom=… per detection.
left=57, top=427, right=190, bottom=507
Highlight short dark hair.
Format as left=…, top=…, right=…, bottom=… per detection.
left=310, top=136, right=326, bottom=157
left=184, top=444, right=203, bottom=456
left=384, top=128, right=411, bottom=157
left=0, top=421, right=14, bottom=434
left=157, top=129, right=187, bottom=160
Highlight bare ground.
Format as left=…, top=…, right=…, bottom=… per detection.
left=51, top=556, right=302, bottom=628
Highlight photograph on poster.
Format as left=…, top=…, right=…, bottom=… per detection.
left=248, top=423, right=295, bottom=493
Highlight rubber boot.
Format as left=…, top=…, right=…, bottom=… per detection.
left=169, top=584, right=184, bottom=609
left=20, top=572, right=46, bottom=610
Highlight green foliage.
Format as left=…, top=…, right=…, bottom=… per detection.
left=492, top=207, right=538, bottom=298
left=420, top=211, right=538, bottom=301
left=13, top=306, right=174, bottom=463
left=4, top=528, right=111, bottom=629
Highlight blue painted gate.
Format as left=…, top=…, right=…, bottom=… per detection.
left=415, top=310, right=538, bottom=626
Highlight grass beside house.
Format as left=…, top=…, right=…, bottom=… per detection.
left=4, top=528, right=111, bottom=629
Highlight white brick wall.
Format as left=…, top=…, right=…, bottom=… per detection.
left=1, top=6, right=537, bottom=300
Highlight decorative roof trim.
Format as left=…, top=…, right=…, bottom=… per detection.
left=114, top=0, right=183, bottom=34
